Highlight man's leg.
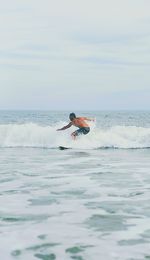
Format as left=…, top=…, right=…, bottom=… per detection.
left=71, top=130, right=78, bottom=140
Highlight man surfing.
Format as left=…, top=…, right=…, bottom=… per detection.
left=57, top=113, right=95, bottom=139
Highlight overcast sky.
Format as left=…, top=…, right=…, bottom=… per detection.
left=0, top=0, right=150, bottom=110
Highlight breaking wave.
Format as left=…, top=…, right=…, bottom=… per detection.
left=0, top=123, right=150, bottom=149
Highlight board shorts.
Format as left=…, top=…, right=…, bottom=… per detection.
left=74, top=127, right=90, bottom=136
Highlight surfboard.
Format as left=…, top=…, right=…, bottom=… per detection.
left=59, top=146, right=71, bottom=150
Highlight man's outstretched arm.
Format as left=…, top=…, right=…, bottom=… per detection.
left=57, top=122, right=72, bottom=131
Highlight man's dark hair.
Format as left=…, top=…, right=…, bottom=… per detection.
left=69, top=113, right=76, bottom=121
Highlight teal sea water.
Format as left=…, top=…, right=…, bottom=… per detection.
left=0, top=110, right=150, bottom=260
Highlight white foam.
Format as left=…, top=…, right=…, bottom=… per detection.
left=0, top=123, right=150, bottom=149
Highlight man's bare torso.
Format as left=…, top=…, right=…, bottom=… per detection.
left=71, top=117, right=89, bottom=128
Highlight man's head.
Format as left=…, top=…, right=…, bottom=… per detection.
left=69, top=113, right=76, bottom=121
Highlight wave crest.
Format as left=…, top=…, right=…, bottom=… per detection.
left=0, top=123, right=150, bottom=149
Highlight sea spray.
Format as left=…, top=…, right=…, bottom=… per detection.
left=0, top=123, right=150, bottom=149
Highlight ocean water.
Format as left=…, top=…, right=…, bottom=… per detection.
left=0, top=110, right=150, bottom=260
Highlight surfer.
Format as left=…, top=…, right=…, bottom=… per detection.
left=57, top=113, right=95, bottom=139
